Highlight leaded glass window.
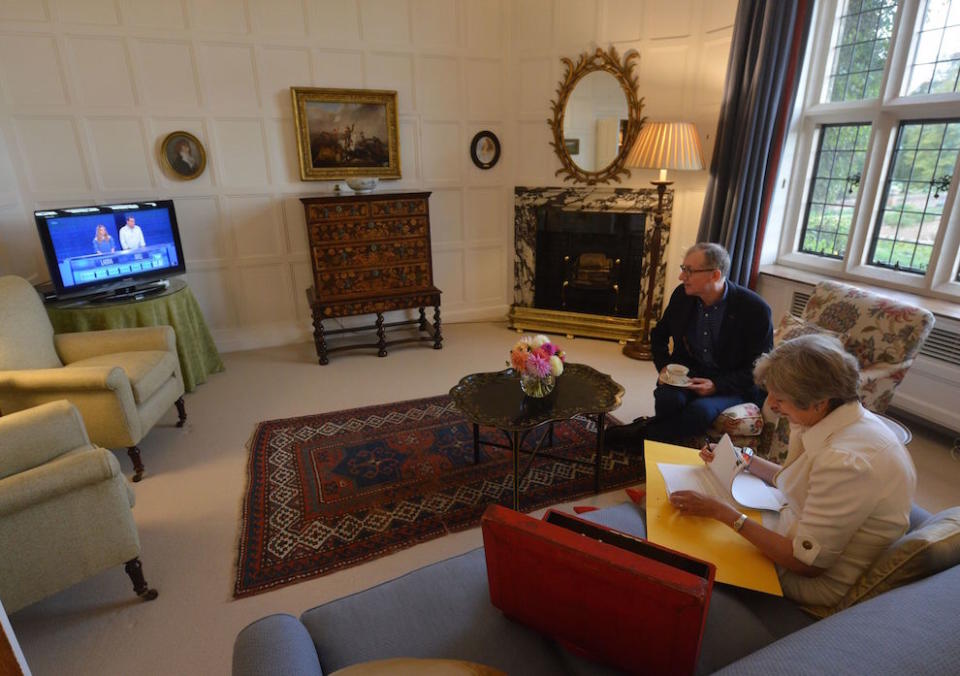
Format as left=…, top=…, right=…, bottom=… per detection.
left=869, top=119, right=960, bottom=273
left=905, top=0, right=960, bottom=95
left=800, top=124, right=872, bottom=258
left=826, top=0, right=899, bottom=102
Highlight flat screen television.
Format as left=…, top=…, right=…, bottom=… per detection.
left=34, top=200, right=186, bottom=301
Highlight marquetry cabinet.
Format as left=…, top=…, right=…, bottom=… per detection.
left=301, top=191, right=442, bottom=364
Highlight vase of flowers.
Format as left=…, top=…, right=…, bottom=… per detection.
left=510, top=334, right=565, bottom=398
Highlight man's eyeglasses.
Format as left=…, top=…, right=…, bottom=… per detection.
left=679, top=265, right=717, bottom=276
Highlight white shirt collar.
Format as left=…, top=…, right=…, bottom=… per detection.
left=799, top=401, right=865, bottom=455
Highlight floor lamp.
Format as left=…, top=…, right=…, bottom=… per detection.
left=622, top=121, right=705, bottom=360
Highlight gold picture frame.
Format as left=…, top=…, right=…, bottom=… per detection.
left=291, top=87, right=401, bottom=181
left=159, top=130, right=206, bottom=181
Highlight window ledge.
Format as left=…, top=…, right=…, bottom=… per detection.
left=758, top=263, right=960, bottom=322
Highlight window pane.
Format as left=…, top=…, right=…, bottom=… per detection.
left=799, top=123, right=872, bottom=258
left=869, top=119, right=960, bottom=273
left=905, top=0, right=960, bottom=95
left=826, top=0, right=899, bottom=101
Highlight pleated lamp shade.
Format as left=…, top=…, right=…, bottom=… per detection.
left=625, top=121, right=705, bottom=181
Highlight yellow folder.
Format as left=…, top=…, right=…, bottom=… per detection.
left=644, top=440, right=783, bottom=596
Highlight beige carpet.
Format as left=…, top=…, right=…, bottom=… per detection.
left=9, top=321, right=960, bottom=676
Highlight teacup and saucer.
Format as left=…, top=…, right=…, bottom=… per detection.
left=663, top=363, right=691, bottom=387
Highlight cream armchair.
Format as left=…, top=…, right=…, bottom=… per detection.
left=0, top=400, right=157, bottom=613
left=712, top=280, right=934, bottom=463
left=0, top=275, right=186, bottom=481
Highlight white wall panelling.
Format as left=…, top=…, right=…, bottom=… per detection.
left=0, top=0, right=733, bottom=355
left=507, top=0, right=737, bottom=282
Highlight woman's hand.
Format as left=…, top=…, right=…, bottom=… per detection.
left=669, top=490, right=730, bottom=520
left=699, top=443, right=716, bottom=464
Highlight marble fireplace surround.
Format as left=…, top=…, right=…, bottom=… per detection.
left=510, top=186, right=673, bottom=342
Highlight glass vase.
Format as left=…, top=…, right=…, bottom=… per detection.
left=520, top=372, right=556, bottom=398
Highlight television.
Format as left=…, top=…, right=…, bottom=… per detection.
left=34, top=200, right=186, bottom=301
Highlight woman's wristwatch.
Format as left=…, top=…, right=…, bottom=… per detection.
left=732, top=513, right=748, bottom=532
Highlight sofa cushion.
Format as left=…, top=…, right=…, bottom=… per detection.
left=714, top=563, right=960, bottom=675
left=827, top=507, right=960, bottom=614
left=329, top=658, right=505, bottom=675
left=300, top=548, right=578, bottom=676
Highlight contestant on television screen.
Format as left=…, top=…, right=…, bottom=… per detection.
left=119, top=216, right=146, bottom=250
left=92, top=224, right=115, bottom=254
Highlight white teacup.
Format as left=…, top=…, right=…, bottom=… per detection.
left=665, top=364, right=689, bottom=383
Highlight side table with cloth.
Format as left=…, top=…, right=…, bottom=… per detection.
left=45, top=278, right=223, bottom=392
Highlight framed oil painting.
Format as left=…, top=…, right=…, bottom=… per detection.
left=291, top=87, right=401, bottom=181
left=160, top=130, right=206, bottom=180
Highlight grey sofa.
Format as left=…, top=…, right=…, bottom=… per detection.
left=233, top=503, right=960, bottom=675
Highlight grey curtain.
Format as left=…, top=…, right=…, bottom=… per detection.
left=698, top=0, right=813, bottom=287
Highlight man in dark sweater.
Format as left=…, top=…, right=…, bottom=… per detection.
left=607, top=243, right=773, bottom=449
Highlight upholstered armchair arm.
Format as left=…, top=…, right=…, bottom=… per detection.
left=55, top=326, right=177, bottom=363
left=0, top=447, right=125, bottom=517
left=0, top=401, right=93, bottom=480
left=860, top=362, right=909, bottom=414
left=0, top=365, right=129, bottom=392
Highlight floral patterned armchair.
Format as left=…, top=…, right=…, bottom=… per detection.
left=711, top=280, right=934, bottom=464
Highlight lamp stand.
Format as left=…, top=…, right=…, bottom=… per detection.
left=623, top=180, right=671, bottom=361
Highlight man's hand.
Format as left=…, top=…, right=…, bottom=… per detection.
left=699, top=443, right=717, bottom=464
left=687, top=377, right=716, bottom=396
left=669, top=490, right=731, bottom=520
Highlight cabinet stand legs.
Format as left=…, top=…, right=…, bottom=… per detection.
left=433, top=305, right=443, bottom=349
left=376, top=313, right=388, bottom=357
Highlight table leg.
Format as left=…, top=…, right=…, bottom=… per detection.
left=473, top=423, right=480, bottom=464
left=595, top=412, right=606, bottom=494
left=418, top=307, right=428, bottom=332
left=511, top=430, right=521, bottom=511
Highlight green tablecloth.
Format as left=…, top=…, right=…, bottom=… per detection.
left=46, top=279, right=224, bottom=392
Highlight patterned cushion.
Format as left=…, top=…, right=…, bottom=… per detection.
left=712, top=403, right=763, bottom=436
left=773, top=314, right=844, bottom=346
left=805, top=507, right=960, bottom=618
left=330, top=658, right=506, bottom=676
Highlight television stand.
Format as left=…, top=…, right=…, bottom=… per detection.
left=88, top=280, right=169, bottom=303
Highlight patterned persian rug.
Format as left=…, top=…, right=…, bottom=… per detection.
left=234, top=395, right=640, bottom=598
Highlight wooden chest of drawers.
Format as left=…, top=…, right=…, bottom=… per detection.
left=301, top=191, right=442, bottom=364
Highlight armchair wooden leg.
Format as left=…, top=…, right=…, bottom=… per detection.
left=124, top=558, right=158, bottom=601
left=127, top=446, right=145, bottom=482
left=175, top=396, right=187, bottom=427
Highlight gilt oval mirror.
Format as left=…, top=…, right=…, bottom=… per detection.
left=549, top=47, right=645, bottom=185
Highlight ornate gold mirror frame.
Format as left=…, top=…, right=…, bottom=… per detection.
left=548, top=46, right=646, bottom=185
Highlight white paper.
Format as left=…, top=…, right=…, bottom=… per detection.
left=657, top=434, right=787, bottom=512
left=658, top=463, right=731, bottom=504
left=731, top=473, right=788, bottom=512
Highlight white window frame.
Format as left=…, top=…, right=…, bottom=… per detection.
left=774, top=0, right=960, bottom=302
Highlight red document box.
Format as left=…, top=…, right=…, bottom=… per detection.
left=481, top=505, right=715, bottom=675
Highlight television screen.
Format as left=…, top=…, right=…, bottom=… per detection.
left=34, top=200, right=185, bottom=300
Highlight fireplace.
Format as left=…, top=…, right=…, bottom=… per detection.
left=510, top=186, right=673, bottom=342
left=534, top=208, right=645, bottom=318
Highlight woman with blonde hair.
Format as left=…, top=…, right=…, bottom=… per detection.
left=669, top=333, right=916, bottom=606
left=92, top=224, right=115, bottom=254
